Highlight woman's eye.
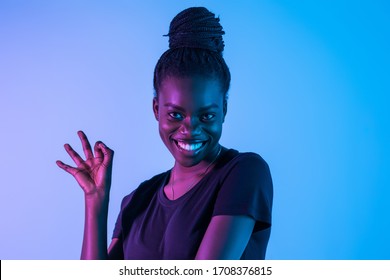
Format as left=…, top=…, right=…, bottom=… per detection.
left=168, top=112, right=184, bottom=120
left=201, top=113, right=215, bottom=121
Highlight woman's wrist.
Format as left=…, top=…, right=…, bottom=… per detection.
left=84, top=191, right=110, bottom=215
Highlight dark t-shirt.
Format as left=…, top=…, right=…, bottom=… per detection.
left=112, top=149, right=273, bottom=259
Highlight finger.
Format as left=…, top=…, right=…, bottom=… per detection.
left=78, top=130, right=94, bottom=160
left=64, top=143, right=83, bottom=166
left=94, top=141, right=104, bottom=160
left=56, top=160, right=78, bottom=176
left=100, top=142, right=114, bottom=167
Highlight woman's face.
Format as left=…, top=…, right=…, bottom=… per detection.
left=153, top=75, right=226, bottom=167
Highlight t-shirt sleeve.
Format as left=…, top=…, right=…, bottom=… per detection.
left=112, top=191, right=135, bottom=239
left=212, top=153, right=273, bottom=231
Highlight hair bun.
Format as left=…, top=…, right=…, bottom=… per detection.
left=165, top=7, right=225, bottom=53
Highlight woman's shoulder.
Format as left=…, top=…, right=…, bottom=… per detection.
left=140, top=171, right=169, bottom=187
left=119, top=170, right=169, bottom=211
left=215, top=148, right=272, bottom=186
left=125, top=170, right=169, bottom=196
left=222, top=148, right=270, bottom=169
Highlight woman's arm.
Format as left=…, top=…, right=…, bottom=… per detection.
left=57, top=131, right=114, bottom=259
left=81, top=195, right=110, bottom=259
left=195, top=215, right=255, bottom=260
left=197, top=153, right=273, bottom=260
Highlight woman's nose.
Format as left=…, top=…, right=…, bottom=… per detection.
left=179, top=117, right=201, bottom=136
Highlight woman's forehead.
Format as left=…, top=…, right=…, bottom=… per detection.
left=158, top=77, right=223, bottom=110
left=160, top=75, right=222, bottom=97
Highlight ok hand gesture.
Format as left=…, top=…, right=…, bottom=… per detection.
left=56, top=131, right=114, bottom=198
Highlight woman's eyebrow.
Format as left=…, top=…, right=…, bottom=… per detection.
left=164, top=103, right=219, bottom=110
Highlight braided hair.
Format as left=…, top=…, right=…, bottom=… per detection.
left=153, top=7, right=231, bottom=100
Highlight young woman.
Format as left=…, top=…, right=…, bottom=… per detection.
left=56, top=7, right=273, bottom=260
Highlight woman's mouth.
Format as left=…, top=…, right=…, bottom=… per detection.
left=174, top=139, right=207, bottom=153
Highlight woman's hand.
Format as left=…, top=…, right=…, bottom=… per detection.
left=57, top=131, right=114, bottom=259
left=56, top=131, right=114, bottom=199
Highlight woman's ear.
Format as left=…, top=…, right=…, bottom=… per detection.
left=222, top=99, right=227, bottom=122
left=153, top=97, right=159, bottom=121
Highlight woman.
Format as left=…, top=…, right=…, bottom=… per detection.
left=56, top=7, right=273, bottom=260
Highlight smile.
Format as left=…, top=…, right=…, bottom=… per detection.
left=174, top=140, right=207, bottom=152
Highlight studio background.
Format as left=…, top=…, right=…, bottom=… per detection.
left=0, top=0, right=389, bottom=259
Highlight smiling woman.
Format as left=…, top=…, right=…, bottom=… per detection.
left=56, top=6, right=273, bottom=260
left=154, top=76, right=224, bottom=168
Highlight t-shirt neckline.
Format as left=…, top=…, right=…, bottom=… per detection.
left=158, top=148, right=236, bottom=206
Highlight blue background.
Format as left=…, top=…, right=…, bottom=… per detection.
left=0, top=0, right=389, bottom=259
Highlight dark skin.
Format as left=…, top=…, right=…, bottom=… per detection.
left=153, top=75, right=227, bottom=199
left=57, top=75, right=256, bottom=259
left=153, top=76, right=256, bottom=259
left=56, top=131, right=113, bottom=259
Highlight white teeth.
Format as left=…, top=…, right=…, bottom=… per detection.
left=177, top=141, right=203, bottom=151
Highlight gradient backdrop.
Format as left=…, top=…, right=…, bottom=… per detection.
left=0, top=0, right=389, bottom=259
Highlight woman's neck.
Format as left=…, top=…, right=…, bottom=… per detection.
left=172, top=145, right=223, bottom=179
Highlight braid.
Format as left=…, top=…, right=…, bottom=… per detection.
left=167, top=7, right=225, bottom=52
left=153, top=7, right=231, bottom=100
